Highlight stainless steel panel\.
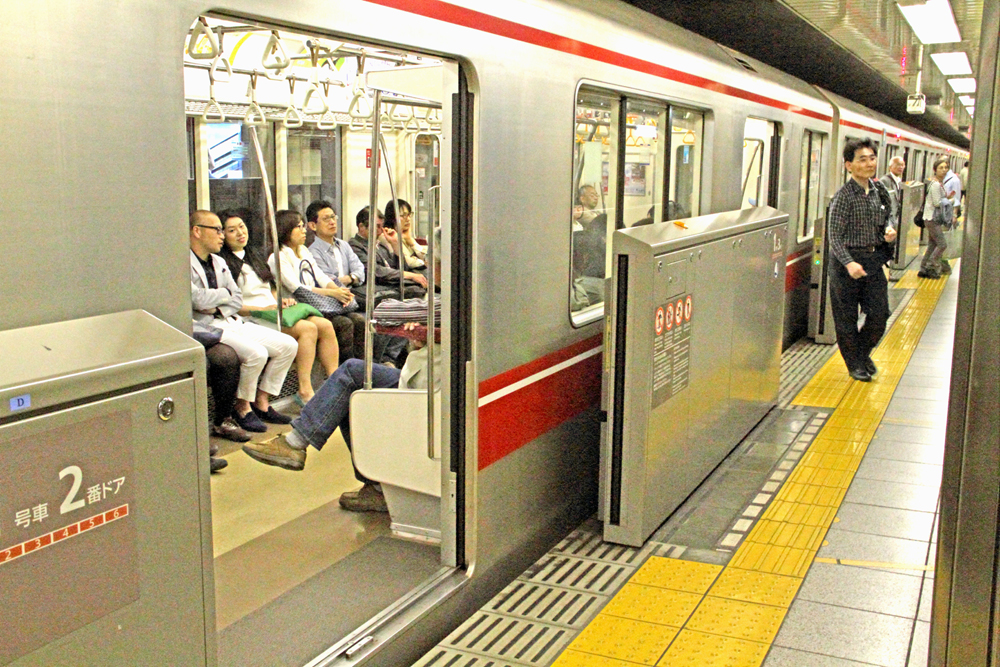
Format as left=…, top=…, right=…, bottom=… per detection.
left=0, top=311, right=214, bottom=667
left=931, top=1, right=999, bottom=664
left=892, top=183, right=924, bottom=271
left=603, top=207, right=788, bottom=546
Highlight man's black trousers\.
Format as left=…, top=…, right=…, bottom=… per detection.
left=828, top=249, right=890, bottom=374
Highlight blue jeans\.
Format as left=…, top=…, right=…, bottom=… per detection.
left=292, top=359, right=401, bottom=483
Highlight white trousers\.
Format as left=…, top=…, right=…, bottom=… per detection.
left=216, top=319, right=297, bottom=401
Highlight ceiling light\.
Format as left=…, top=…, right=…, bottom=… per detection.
left=959, top=95, right=976, bottom=107
left=897, top=0, right=962, bottom=44
left=949, top=78, right=977, bottom=94
left=930, top=51, right=973, bottom=76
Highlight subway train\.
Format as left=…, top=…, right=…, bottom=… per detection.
left=0, top=1, right=972, bottom=666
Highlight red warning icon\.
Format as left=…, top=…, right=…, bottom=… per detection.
left=665, top=303, right=674, bottom=330
left=684, top=295, right=693, bottom=322
left=675, top=299, right=684, bottom=326
left=655, top=307, right=665, bottom=335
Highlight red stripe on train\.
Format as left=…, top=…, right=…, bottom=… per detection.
left=364, top=0, right=832, bottom=122
left=478, top=347, right=602, bottom=470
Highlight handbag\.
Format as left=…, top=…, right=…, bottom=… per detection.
left=254, top=302, right=322, bottom=328
left=293, top=286, right=360, bottom=318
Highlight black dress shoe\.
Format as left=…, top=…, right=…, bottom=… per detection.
left=864, top=357, right=878, bottom=376
left=849, top=368, right=872, bottom=382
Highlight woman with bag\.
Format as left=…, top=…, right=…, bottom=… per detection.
left=268, top=210, right=366, bottom=363
left=918, top=158, right=954, bottom=279
left=219, top=212, right=339, bottom=404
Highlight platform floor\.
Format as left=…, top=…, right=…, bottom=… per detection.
left=417, top=264, right=956, bottom=667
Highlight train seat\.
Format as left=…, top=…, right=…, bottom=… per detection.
left=350, top=389, right=442, bottom=542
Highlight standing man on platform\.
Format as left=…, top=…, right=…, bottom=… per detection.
left=879, top=156, right=905, bottom=227
left=827, top=138, right=898, bottom=383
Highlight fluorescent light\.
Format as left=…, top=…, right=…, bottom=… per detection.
left=959, top=95, right=975, bottom=107
left=949, top=78, right=977, bottom=93
left=897, top=0, right=962, bottom=44
left=930, top=52, right=973, bottom=75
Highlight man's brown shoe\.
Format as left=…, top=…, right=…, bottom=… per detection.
left=339, top=483, right=388, bottom=512
left=242, top=434, right=306, bottom=471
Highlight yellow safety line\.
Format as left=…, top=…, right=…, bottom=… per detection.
left=552, top=266, right=949, bottom=667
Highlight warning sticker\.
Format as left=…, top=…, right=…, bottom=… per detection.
left=651, top=294, right=693, bottom=408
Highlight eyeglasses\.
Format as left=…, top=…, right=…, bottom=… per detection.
left=196, top=225, right=224, bottom=234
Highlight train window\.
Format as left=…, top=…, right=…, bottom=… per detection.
left=570, top=87, right=706, bottom=325
left=668, top=107, right=704, bottom=220
left=741, top=118, right=779, bottom=209
left=797, top=130, right=825, bottom=241
left=571, top=88, right=620, bottom=318
left=286, top=127, right=341, bottom=218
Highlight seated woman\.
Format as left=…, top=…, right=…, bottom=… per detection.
left=384, top=198, right=427, bottom=271
left=218, top=211, right=340, bottom=404
left=268, top=209, right=366, bottom=363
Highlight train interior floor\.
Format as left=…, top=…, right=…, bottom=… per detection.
left=416, top=263, right=956, bottom=667
left=208, top=404, right=441, bottom=667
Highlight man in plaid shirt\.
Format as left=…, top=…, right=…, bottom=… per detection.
left=826, top=137, right=898, bottom=383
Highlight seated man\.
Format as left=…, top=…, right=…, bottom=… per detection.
left=242, top=229, right=443, bottom=513
left=190, top=210, right=297, bottom=433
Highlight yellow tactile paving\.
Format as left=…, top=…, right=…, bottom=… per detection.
left=657, top=629, right=769, bottom=667
left=551, top=267, right=949, bottom=667
left=567, top=614, right=680, bottom=666
left=708, top=568, right=802, bottom=607
left=686, top=596, right=787, bottom=643
left=629, top=557, right=722, bottom=594
left=602, top=583, right=703, bottom=627
left=551, top=649, right=646, bottom=667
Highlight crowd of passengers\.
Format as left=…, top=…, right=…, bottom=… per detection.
left=189, top=198, right=433, bottom=483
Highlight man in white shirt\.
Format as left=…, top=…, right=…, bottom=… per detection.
left=190, top=210, right=297, bottom=433
left=878, top=156, right=905, bottom=227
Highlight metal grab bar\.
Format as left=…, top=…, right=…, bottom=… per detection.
left=249, top=127, right=282, bottom=332
left=379, top=133, right=406, bottom=302
left=188, top=18, right=219, bottom=60
left=363, top=89, right=383, bottom=389
left=425, top=184, right=441, bottom=460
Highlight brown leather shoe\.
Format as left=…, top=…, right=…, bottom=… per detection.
left=212, top=417, right=252, bottom=443
left=339, top=483, right=388, bottom=513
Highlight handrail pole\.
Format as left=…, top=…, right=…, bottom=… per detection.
left=379, top=133, right=406, bottom=303
left=425, top=185, right=441, bottom=460
left=249, top=126, right=282, bottom=331
left=364, top=89, right=383, bottom=389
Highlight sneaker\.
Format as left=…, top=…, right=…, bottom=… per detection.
left=242, top=434, right=306, bottom=471
left=210, top=457, right=229, bottom=473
